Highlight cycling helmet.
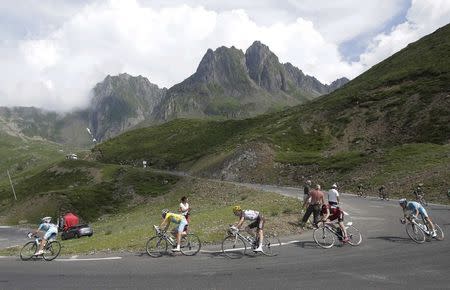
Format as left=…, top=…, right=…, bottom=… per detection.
left=161, top=209, right=169, bottom=218
left=398, top=198, right=407, bottom=205
left=232, top=205, right=241, bottom=213
left=331, top=183, right=338, bottom=188
left=42, top=216, right=52, bottom=223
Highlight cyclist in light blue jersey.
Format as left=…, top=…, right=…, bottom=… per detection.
left=399, top=198, right=436, bottom=237
left=30, top=216, right=58, bottom=255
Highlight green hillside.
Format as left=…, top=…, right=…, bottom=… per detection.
left=0, top=132, right=65, bottom=185
left=0, top=159, right=180, bottom=223
left=93, top=24, right=450, bottom=201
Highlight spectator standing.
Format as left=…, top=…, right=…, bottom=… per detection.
left=328, top=183, right=340, bottom=206
left=179, top=196, right=191, bottom=223
left=301, top=184, right=325, bottom=228
left=302, top=180, right=312, bottom=210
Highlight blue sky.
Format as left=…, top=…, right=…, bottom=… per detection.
left=0, top=0, right=449, bottom=111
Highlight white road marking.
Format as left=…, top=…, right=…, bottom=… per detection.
left=56, top=257, right=122, bottom=262
left=201, top=239, right=300, bottom=253
left=0, top=226, right=12, bottom=229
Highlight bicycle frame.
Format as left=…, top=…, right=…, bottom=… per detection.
left=409, top=218, right=431, bottom=235
left=230, top=231, right=258, bottom=248
left=323, top=223, right=346, bottom=240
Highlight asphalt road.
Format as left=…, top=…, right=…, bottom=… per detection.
left=1, top=194, right=449, bottom=289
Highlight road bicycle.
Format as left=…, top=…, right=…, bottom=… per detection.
left=401, top=217, right=444, bottom=243
left=20, top=233, right=61, bottom=261
left=221, top=226, right=281, bottom=258
left=313, top=221, right=362, bottom=249
left=146, top=225, right=201, bottom=257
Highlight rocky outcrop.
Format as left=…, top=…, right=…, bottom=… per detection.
left=155, top=41, right=348, bottom=121
left=90, top=73, right=166, bottom=141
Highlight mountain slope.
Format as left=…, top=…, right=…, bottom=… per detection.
left=90, top=73, right=166, bottom=141
left=92, top=24, right=450, bottom=200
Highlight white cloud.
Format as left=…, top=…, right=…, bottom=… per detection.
left=0, top=0, right=449, bottom=111
left=359, top=0, right=450, bottom=69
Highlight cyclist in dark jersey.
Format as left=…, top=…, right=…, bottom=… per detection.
left=320, top=204, right=349, bottom=242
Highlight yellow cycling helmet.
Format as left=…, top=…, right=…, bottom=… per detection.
left=232, top=205, right=241, bottom=213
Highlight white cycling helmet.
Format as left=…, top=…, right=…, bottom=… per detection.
left=398, top=198, right=407, bottom=205
left=331, top=183, right=338, bottom=188
left=42, top=216, right=52, bottom=223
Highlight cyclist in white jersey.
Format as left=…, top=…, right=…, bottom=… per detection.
left=232, top=206, right=265, bottom=252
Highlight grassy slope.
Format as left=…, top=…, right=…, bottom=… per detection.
left=0, top=132, right=66, bottom=186
left=0, top=160, right=180, bottom=224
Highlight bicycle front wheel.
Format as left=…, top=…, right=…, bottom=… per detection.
left=313, top=226, right=335, bottom=249
left=222, top=235, right=246, bottom=258
left=346, top=226, right=362, bottom=246
left=262, top=234, right=281, bottom=256
left=43, top=241, right=61, bottom=261
left=180, top=234, right=201, bottom=256
left=406, top=223, right=426, bottom=243
left=20, top=241, right=37, bottom=261
left=433, top=224, right=444, bottom=241
left=146, top=236, right=168, bottom=257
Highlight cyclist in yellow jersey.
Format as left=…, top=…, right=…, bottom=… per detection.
left=159, top=209, right=188, bottom=252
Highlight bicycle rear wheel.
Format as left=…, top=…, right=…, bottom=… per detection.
left=346, top=225, right=362, bottom=246
left=43, top=241, right=61, bottom=261
left=222, top=235, right=246, bottom=258
left=433, top=224, right=444, bottom=241
left=146, top=236, right=168, bottom=257
left=20, top=241, right=37, bottom=261
left=406, top=223, right=426, bottom=243
left=180, top=233, right=201, bottom=256
left=313, top=226, right=335, bottom=249
left=262, top=234, right=281, bottom=256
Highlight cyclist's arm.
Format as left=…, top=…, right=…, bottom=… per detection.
left=321, top=207, right=330, bottom=222
left=236, top=215, right=245, bottom=229
left=160, top=217, right=170, bottom=231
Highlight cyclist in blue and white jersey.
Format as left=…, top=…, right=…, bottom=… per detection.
left=30, top=216, right=58, bottom=255
left=399, top=198, right=436, bottom=237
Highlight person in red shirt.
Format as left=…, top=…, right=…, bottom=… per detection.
left=320, top=204, right=349, bottom=242
left=63, top=212, right=79, bottom=231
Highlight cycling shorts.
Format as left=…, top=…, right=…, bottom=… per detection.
left=418, top=207, right=429, bottom=219
left=176, top=218, right=188, bottom=233
left=248, top=215, right=265, bottom=230
left=43, top=229, right=58, bottom=240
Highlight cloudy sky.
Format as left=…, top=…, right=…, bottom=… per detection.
left=1, top=0, right=449, bottom=111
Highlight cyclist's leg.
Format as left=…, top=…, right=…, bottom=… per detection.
left=419, top=208, right=435, bottom=233
left=246, top=221, right=257, bottom=238
left=175, top=220, right=187, bottom=250
left=257, top=216, right=265, bottom=247
left=338, top=211, right=347, bottom=239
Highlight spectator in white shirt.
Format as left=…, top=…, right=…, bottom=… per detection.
left=179, top=196, right=191, bottom=223
left=328, top=183, right=340, bottom=206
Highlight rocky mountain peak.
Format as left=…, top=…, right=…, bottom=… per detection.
left=245, top=41, right=285, bottom=92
